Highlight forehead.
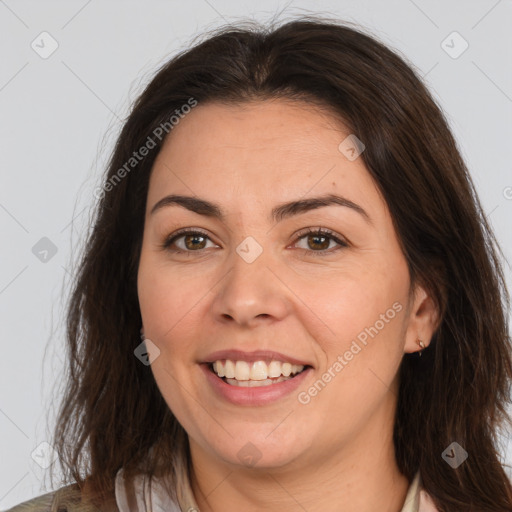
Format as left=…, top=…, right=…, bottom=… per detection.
left=155, top=99, right=348, bottom=167
left=148, top=99, right=383, bottom=217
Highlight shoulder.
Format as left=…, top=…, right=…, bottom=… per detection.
left=4, top=484, right=78, bottom=512
left=4, top=482, right=119, bottom=512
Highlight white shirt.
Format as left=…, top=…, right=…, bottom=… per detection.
left=114, top=467, right=439, bottom=512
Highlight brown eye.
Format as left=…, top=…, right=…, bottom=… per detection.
left=162, top=229, right=216, bottom=253
left=305, top=233, right=331, bottom=251
left=293, top=228, right=348, bottom=256
left=183, top=233, right=207, bottom=250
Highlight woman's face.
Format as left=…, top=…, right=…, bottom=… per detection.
left=137, top=99, right=434, bottom=472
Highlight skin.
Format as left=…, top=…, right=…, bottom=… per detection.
left=137, top=99, right=439, bottom=512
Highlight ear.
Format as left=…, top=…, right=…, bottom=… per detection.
left=403, top=283, right=440, bottom=354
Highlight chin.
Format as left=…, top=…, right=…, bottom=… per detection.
left=206, top=433, right=305, bottom=471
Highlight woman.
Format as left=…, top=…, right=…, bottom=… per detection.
left=7, top=16, right=512, bottom=512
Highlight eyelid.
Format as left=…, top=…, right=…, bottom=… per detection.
left=293, top=227, right=348, bottom=245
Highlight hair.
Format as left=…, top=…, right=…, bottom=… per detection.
left=48, top=15, right=512, bottom=512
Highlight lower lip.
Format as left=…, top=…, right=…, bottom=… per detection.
left=200, top=363, right=313, bottom=406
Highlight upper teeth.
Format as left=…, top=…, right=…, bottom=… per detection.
left=212, top=360, right=305, bottom=380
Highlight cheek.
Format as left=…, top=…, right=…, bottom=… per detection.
left=298, top=281, right=407, bottom=437
left=138, top=257, right=200, bottom=338
left=293, top=260, right=409, bottom=418
left=330, top=275, right=408, bottom=375
left=138, top=260, right=204, bottom=420
left=295, top=259, right=408, bottom=350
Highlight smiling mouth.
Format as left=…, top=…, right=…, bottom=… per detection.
left=207, top=362, right=311, bottom=387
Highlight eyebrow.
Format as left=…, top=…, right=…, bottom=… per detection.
left=150, top=193, right=371, bottom=224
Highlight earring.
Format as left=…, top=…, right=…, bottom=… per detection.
left=140, top=327, right=145, bottom=341
left=417, top=338, right=425, bottom=356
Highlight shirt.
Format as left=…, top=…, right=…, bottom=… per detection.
left=114, top=467, right=440, bottom=512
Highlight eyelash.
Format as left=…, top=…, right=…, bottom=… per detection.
left=160, top=227, right=348, bottom=257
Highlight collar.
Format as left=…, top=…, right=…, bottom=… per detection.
left=115, top=468, right=182, bottom=511
left=115, top=468, right=438, bottom=512
left=400, top=471, right=439, bottom=512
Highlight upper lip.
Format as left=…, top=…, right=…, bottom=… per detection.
left=201, top=349, right=313, bottom=367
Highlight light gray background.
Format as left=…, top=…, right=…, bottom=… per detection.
left=1, top=0, right=511, bottom=508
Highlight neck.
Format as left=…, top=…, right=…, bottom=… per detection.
left=188, top=391, right=410, bottom=512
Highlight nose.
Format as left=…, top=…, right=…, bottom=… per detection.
left=210, top=247, right=291, bottom=328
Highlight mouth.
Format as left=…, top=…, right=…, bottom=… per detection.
left=200, top=360, right=314, bottom=406
left=205, top=360, right=313, bottom=388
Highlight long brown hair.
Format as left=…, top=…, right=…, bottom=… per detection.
left=49, top=16, right=512, bottom=511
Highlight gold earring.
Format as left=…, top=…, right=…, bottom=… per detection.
left=417, top=338, right=425, bottom=356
